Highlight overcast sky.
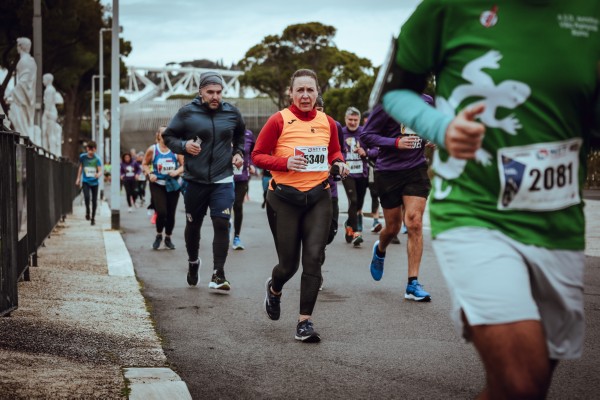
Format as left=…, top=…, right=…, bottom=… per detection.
left=107, top=0, right=422, bottom=68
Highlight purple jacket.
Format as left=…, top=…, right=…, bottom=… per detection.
left=327, top=120, right=344, bottom=198
left=342, top=125, right=368, bottom=178
left=120, top=160, right=141, bottom=181
left=234, top=129, right=256, bottom=182
left=360, top=103, right=429, bottom=172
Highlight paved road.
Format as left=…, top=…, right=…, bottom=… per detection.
left=118, top=182, right=600, bottom=399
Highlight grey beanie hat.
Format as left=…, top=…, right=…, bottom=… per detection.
left=199, top=71, right=224, bottom=89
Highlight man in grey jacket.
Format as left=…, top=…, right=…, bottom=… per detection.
left=163, top=71, right=245, bottom=293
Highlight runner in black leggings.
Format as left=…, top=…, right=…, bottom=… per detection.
left=75, top=141, right=102, bottom=226
left=266, top=188, right=331, bottom=313
left=232, top=129, right=256, bottom=250
left=252, top=69, right=349, bottom=342
left=120, top=153, right=141, bottom=212
left=142, top=127, right=184, bottom=250
left=148, top=182, right=180, bottom=246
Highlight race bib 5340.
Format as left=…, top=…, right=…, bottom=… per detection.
left=295, top=146, right=328, bottom=172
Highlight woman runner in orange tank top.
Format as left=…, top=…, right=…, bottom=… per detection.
left=252, top=69, right=349, bottom=343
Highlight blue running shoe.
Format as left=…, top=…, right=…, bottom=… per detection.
left=232, top=236, right=245, bottom=250
left=370, top=240, right=385, bottom=281
left=405, top=279, right=431, bottom=302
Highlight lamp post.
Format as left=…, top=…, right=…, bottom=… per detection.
left=99, top=27, right=111, bottom=200
left=90, top=75, right=100, bottom=142
left=110, top=0, right=121, bottom=230
left=99, top=28, right=111, bottom=163
left=33, top=0, right=42, bottom=130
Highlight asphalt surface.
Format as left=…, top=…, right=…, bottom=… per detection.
left=119, top=181, right=600, bottom=399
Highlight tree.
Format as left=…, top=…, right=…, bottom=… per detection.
left=0, top=0, right=131, bottom=161
left=177, top=59, right=224, bottom=69
left=239, top=22, right=372, bottom=109
left=322, top=74, right=376, bottom=123
left=323, top=70, right=434, bottom=122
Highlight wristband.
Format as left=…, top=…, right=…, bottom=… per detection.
left=383, top=89, right=453, bottom=148
left=395, top=137, right=402, bottom=149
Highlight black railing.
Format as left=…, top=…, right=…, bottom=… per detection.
left=0, top=115, right=78, bottom=316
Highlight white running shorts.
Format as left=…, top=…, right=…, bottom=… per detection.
left=433, top=227, right=585, bottom=360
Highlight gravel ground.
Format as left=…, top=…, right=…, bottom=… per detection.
left=0, top=206, right=166, bottom=399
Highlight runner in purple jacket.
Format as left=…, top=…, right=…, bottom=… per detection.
left=232, top=129, right=256, bottom=250
left=315, top=95, right=343, bottom=290
left=360, top=94, right=434, bottom=302
left=341, top=107, right=369, bottom=247
left=120, top=153, right=141, bottom=212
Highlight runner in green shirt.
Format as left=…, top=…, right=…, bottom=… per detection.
left=381, top=0, right=600, bottom=397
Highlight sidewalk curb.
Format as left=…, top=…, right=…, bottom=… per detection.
left=585, top=199, right=600, bottom=257
left=99, top=202, right=192, bottom=399
left=124, top=368, right=193, bottom=400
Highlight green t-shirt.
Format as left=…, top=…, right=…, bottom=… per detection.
left=79, top=152, right=102, bottom=186
left=396, top=0, right=600, bottom=250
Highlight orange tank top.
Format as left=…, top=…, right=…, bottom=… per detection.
left=271, top=108, right=331, bottom=192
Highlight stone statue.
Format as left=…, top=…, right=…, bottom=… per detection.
left=42, top=73, right=62, bottom=155
left=4, top=37, right=37, bottom=143
left=0, top=105, right=8, bottom=130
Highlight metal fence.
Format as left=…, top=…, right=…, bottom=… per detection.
left=0, top=115, right=78, bottom=316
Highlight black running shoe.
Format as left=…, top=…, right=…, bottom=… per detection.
left=152, top=234, right=162, bottom=250
left=264, top=278, right=281, bottom=320
left=164, top=236, right=175, bottom=250
left=85, top=213, right=90, bottom=221
left=352, top=233, right=364, bottom=247
left=187, top=260, right=201, bottom=286
left=90, top=219, right=95, bottom=226
left=295, top=319, right=320, bottom=343
left=209, top=273, right=231, bottom=294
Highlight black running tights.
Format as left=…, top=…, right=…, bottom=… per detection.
left=185, top=215, right=229, bottom=275
left=342, top=177, right=368, bottom=231
left=233, top=180, right=248, bottom=236
left=267, top=188, right=331, bottom=316
left=82, top=183, right=98, bottom=219
left=149, top=182, right=179, bottom=236
left=137, top=180, right=147, bottom=201
left=123, top=180, right=137, bottom=207
left=327, top=197, right=339, bottom=245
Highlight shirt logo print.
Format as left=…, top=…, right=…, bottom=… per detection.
left=480, top=5, right=498, bottom=28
